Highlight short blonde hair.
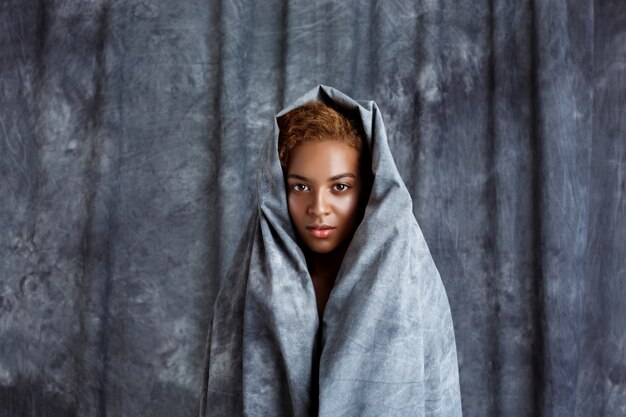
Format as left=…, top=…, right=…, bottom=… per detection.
left=277, top=101, right=363, bottom=168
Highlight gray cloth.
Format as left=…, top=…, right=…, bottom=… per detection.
left=200, top=86, right=462, bottom=417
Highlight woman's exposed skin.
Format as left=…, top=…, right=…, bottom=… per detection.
left=285, top=139, right=363, bottom=316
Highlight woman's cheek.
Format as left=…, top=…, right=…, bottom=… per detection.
left=335, top=194, right=359, bottom=217
left=288, top=194, right=307, bottom=222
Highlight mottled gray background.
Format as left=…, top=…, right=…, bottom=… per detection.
left=0, top=0, right=624, bottom=416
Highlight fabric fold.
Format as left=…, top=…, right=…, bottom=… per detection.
left=200, top=85, right=462, bottom=417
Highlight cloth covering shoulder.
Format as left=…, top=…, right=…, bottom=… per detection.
left=199, top=85, right=463, bottom=417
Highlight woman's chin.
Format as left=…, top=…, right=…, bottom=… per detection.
left=304, top=240, right=337, bottom=254
left=302, top=237, right=353, bottom=256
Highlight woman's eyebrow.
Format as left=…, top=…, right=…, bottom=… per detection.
left=286, top=173, right=356, bottom=181
left=328, top=173, right=356, bottom=181
left=286, top=173, right=309, bottom=181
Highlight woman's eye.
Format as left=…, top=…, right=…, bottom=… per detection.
left=333, top=183, right=351, bottom=192
left=291, top=184, right=309, bottom=192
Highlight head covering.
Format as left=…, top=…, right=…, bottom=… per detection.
left=200, top=86, right=462, bottom=417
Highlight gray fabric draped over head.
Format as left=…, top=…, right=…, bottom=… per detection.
left=200, top=85, right=462, bottom=417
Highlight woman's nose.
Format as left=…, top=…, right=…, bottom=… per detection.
left=308, top=189, right=330, bottom=216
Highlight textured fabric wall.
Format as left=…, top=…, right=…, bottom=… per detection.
left=0, top=1, right=623, bottom=416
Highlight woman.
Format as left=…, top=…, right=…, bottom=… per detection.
left=200, top=85, right=462, bottom=417
left=277, top=100, right=373, bottom=318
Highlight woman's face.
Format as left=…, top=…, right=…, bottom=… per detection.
left=285, top=140, right=363, bottom=254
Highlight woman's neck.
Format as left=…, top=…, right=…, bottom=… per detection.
left=305, top=245, right=346, bottom=278
left=304, top=242, right=349, bottom=317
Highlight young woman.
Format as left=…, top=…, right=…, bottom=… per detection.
left=200, top=86, right=462, bottom=417
left=277, top=100, right=373, bottom=318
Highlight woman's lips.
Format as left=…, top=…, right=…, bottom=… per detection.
left=307, top=225, right=336, bottom=239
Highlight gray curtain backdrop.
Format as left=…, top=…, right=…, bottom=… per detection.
left=1, top=0, right=624, bottom=416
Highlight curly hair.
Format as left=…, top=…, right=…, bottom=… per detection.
left=277, top=101, right=363, bottom=168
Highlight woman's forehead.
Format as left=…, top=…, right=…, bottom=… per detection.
left=286, top=140, right=360, bottom=180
